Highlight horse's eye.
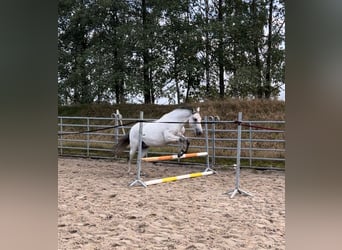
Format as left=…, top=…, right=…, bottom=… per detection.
left=193, top=118, right=197, bottom=122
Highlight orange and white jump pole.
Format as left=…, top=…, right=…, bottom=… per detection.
left=141, top=152, right=208, bottom=162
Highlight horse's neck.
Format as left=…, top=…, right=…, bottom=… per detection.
left=159, top=110, right=191, bottom=123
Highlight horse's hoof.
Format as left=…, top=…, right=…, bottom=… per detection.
left=178, top=150, right=184, bottom=158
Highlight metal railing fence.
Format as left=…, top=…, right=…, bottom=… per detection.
left=58, top=115, right=285, bottom=169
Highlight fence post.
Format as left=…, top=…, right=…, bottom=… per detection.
left=204, top=116, right=213, bottom=172
left=226, top=112, right=253, bottom=198
left=112, top=113, right=119, bottom=145
left=212, top=118, right=216, bottom=167
left=206, top=116, right=219, bottom=171
left=117, top=109, right=125, bottom=135
left=249, top=122, right=252, bottom=167
left=235, top=113, right=242, bottom=189
left=86, top=117, right=90, bottom=157
left=211, top=116, right=219, bottom=167
left=59, top=117, right=63, bottom=156
left=129, top=111, right=147, bottom=187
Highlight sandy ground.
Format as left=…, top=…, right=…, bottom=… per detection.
left=58, top=157, right=285, bottom=250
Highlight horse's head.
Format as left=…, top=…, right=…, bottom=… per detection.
left=189, top=107, right=203, bottom=136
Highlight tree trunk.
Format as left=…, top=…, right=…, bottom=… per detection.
left=265, top=0, right=274, bottom=99
left=185, top=70, right=192, bottom=103
left=205, top=0, right=211, bottom=96
left=218, top=0, right=225, bottom=99
left=115, top=79, right=125, bottom=104
left=174, top=49, right=180, bottom=104
left=149, top=67, right=155, bottom=103
left=142, top=0, right=152, bottom=104
left=79, top=37, right=91, bottom=104
left=251, top=0, right=263, bottom=99
left=255, top=44, right=263, bottom=98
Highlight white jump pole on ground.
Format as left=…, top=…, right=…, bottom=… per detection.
left=129, top=111, right=147, bottom=187
left=226, top=112, right=253, bottom=198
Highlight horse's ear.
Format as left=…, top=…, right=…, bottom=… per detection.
left=192, top=107, right=200, bottom=113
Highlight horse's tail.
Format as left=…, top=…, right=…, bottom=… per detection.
left=114, top=133, right=130, bottom=155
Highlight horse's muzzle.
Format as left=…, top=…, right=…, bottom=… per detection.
left=195, top=129, right=203, bottom=136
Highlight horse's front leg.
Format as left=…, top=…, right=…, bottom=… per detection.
left=178, top=136, right=190, bottom=157
left=163, top=131, right=189, bottom=158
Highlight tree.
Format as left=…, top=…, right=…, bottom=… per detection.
left=58, top=0, right=94, bottom=104
left=58, top=0, right=285, bottom=104
left=264, top=0, right=285, bottom=98
left=217, top=0, right=225, bottom=99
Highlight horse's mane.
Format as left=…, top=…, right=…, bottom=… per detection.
left=173, top=107, right=193, bottom=113
left=158, top=107, right=193, bottom=121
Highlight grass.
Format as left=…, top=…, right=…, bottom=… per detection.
left=58, top=99, right=285, bottom=121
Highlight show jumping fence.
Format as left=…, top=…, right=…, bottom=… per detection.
left=57, top=113, right=285, bottom=169
left=142, top=152, right=208, bottom=162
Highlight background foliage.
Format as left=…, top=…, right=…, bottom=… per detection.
left=58, top=0, right=285, bottom=105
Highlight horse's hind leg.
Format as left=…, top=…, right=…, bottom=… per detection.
left=127, top=150, right=133, bottom=173
left=127, top=144, right=137, bottom=173
left=141, top=141, right=149, bottom=158
left=127, top=141, right=149, bottom=173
